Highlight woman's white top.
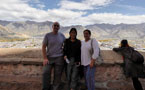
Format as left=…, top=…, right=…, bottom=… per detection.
left=81, top=38, right=99, bottom=66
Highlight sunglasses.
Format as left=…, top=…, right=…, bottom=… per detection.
left=54, top=24, right=60, bottom=27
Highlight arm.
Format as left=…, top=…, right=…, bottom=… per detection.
left=63, top=40, right=67, bottom=56
left=76, top=40, right=81, bottom=64
left=113, top=47, right=126, bottom=57
left=42, top=44, right=47, bottom=60
left=90, top=39, right=99, bottom=67
left=61, top=34, right=67, bottom=60
left=92, top=39, right=99, bottom=60
left=113, top=47, right=123, bottom=52
left=63, top=39, right=67, bottom=60
left=42, top=34, right=49, bottom=66
left=42, top=44, right=49, bottom=66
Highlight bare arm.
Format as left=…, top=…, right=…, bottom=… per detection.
left=42, top=44, right=47, bottom=59
left=42, top=44, right=49, bottom=66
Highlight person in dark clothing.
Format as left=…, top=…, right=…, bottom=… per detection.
left=113, top=39, right=145, bottom=90
left=63, top=28, right=81, bottom=90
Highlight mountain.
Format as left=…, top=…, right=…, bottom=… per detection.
left=0, top=20, right=145, bottom=40
left=0, top=25, right=29, bottom=39
left=0, top=20, right=53, bottom=37
left=86, top=23, right=145, bottom=39
left=60, top=25, right=85, bottom=39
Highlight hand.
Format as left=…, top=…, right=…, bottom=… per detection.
left=76, top=62, right=80, bottom=67
left=64, top=56, right=67, bottom=60
left=90, top=59, right=95, bottom=68
left=76, top=62, right=80, bottom=65
left=43, top=58, right=49, bottom=66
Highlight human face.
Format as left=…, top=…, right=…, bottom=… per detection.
left=52, top=22, right=60, bottom=33
left=84, top=31, right=91, bottom=41
left=70, top=30, right=77, bottom=39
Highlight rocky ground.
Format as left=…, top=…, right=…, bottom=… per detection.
left=0, top=38, right=145, bottom=52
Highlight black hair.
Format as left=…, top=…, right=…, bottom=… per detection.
left=121, top=39, right=129, bottom=47
left=69, top=28, right=77, bottom=35
left=69, top=28, right=77, bottom=39
left=83, top=29, right=91, bottom=35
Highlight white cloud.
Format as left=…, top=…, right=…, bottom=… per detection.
left=116, top=4, right=145, bottom=12
left=0, top=0, right=48, bottom=21
left=31, top=0, right=40, bottom=3
left=0, top=0, right=145, bottom=26
left=47, top=9, right=86, bottom=20
left=0, top=0, right=86, bottom=24
left=46, top=9, right=87, bottom=25
left=72, top=13, right=145, bottom=26
left=37, top=4, right=45, bottom=9
left=83, top=0, right=113, bottom=6
left=28, top=0, right=45, bottom=9
left=59, top=0, right=93, bottom=10
left=59, top=0, right=113, bottom=10
left=90, top=13, right=145, bottom=24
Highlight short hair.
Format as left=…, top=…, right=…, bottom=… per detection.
left=121, top=39, right=129, bottom=47
left=83, top=29, right=91, bottom=35
left=52, top=22, right=60, bottom=27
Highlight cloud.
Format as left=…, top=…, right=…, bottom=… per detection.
left=116, top=4, right=145, bottom=12
left=59, top=0, right=113, bottom=10
left=59, top=0, right=93, bottom=10
left=0, top=0, right=48, bottom=21
left=28, top=0, right=45, bottom=9
left=83, top=0, right=113, bottom=6
left=72, top=13, right=145, bottom=26
left=47, top=9, right=86, bottom=20
left=0, top=0, right=86, bottom=24
left=0, top=0, right=145, bottom=26
left=37, top=4, right=45, bottom=9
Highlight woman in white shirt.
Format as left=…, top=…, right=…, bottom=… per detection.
left=81, top=29, right=99, bottom=90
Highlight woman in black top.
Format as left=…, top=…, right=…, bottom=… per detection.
left=113, top=39, right=145, bottom=90
left=63, top=28, right=81, bottom=90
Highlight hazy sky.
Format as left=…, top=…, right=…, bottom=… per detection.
left=1, top=0, right=145, bottom=26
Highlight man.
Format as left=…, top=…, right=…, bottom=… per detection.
left=42, top=22, right=65, bottom=90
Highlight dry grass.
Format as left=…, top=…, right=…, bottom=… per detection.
left=99, top=39, right=117, bottom=42
left=0, top=38, right=28, bottom=42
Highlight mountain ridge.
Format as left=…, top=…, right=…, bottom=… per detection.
left=0, top=20, right=145, bottom=39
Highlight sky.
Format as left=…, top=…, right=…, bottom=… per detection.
left=1, top=0, right=145, bottom=26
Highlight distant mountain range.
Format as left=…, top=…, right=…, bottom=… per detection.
left=0, top=24, right=29, bottom=39
left=0, top=20, right=145, bottom=40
